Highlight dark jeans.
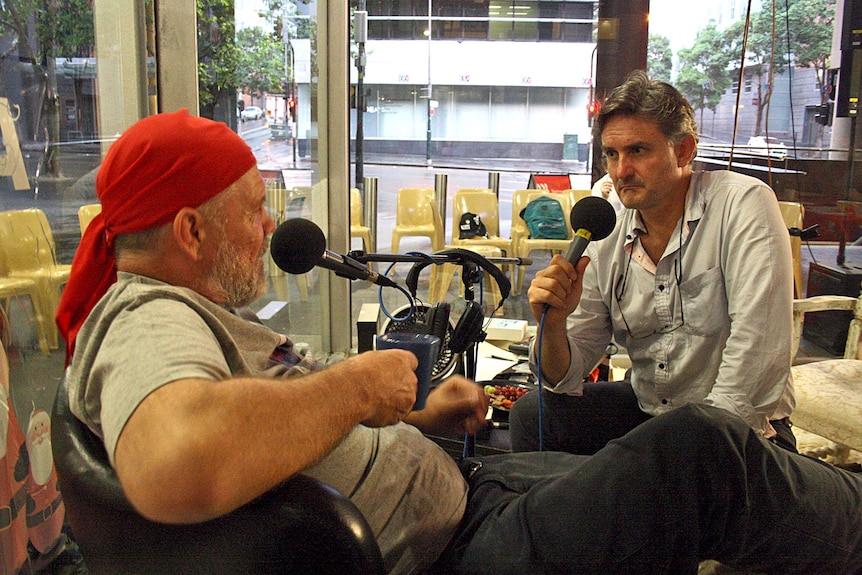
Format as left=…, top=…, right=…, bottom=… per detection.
left=435, top=404, right=862, bottom=575
left=509, top=381, right=797, bottom=455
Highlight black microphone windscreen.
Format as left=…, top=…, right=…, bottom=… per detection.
left=569, top=196, right=617, bottom=241
left=270, top=218, right=326, bottom=274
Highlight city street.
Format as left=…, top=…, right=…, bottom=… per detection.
left=236, top=122, right=595, bottom=343
left=239, top=123, right=593, bottom=254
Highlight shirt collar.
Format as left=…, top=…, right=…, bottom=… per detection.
left=622, top=171, right=706, bottom=246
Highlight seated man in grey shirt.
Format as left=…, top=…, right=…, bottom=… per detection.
left=57, top=110, right=862, bottom=575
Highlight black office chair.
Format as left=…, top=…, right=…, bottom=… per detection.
left=51, top=377, right=386, bottom=575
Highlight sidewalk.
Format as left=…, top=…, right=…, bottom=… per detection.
left=353, top=152, right=589, bottom=176
left=243, top=126, right=591, bottom=176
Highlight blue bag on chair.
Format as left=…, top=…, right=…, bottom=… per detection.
left=520, top=196, right=567, bottom=239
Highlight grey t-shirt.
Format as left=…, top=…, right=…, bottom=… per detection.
left=66, top=272, right=467, bottom=574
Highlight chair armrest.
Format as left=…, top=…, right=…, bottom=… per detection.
left=793, top=294, right=857, bottom=314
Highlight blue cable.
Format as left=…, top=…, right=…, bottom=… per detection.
left=536, top=307, right=548, bottom=452
left=378, top=251, right=435, bottom=324
left=378, top=260, right=415, bottom=323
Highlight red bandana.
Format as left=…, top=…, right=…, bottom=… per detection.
left=56, top=109, right=257, bottom=362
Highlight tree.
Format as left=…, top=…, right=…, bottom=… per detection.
left=647, top=34, right=672, bottom=83
left=197, top=0, right=311, bottom=120
left=724, top=2, right=793, bottom=137
left=786, top=0, right=835, bottom=99
left=676, top=23, right=734, bottom=128
left=198, top=0, right=239, bottom=120
left=0, top=0, right=94, bottom=177
left=785, top=0, right=837, bottom=145
left=235, top=27, right=285, bottom=102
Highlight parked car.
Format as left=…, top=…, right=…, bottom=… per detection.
left=747, top=136, right=787, bottom=160
left=240, top=106, right=264, bottom=121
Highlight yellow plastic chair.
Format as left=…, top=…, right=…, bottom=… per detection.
left=266, top=181, right=309, bottom=301
left=451, top=188, right=511, bottom=255
left=350, top=187, right=373, bottom=253
left=0, top=275, right=49, bottom=354
left=450, top=189, right=512, bottom=281
left=78, top=203, right=102, bottom=236
left=456, top=188, right=493, bottom=195
left=0, top=209, right=71, bottom=350
left=565, top=189, right=593, bottom=209
left=429, top=245, right=504, bottom=307
left=510, top=190, right=575, bottom=295
left=391, top=188, right=443, bottom=254
left=778, top=201, right=805, bottom=298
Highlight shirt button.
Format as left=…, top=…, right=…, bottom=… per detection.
left=658, top=363, right=665, bottom=369
left=658, top=284, right=665, bottom=291
left=661, top=399, right=669, bottom=405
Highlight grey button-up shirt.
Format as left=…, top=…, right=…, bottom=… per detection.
left=533, top=170, right=794, bottom=437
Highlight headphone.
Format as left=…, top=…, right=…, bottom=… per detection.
left=405, top=248, right=511, bottom=354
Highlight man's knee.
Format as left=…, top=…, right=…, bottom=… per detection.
left=618, top=404, right=753, bottom=455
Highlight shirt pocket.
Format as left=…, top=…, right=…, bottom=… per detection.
left=678, top=265, right=727, bottom=337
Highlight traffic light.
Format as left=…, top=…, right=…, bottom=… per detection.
left=587, top=100, right=601, bottom=127
left=288, top=97, right=297, bottom=123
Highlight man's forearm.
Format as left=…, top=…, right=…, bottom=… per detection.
left=534, top=323, right=574, bottom=385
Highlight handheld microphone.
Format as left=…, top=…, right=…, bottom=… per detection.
left=565, top=196, right=618, bottom=265
left=540, top=196, right=617, bottom=313
left=270, top=218, right=398, bottom=288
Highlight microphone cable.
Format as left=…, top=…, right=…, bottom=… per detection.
left=378, top=251, right=437, bottom=324
left=536, top=306, right=549, bottom=452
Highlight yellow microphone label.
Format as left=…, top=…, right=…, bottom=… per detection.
left=575, top=229, right=592, bottom=241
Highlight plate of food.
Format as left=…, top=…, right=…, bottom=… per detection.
left=481, top=381, right=533, bottom=420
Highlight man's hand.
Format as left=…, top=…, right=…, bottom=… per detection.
left=404, top=376, right=489, bottom=436
left=527, top=253, right=590, bottom=326
left=347, top=349, right=419, bottom=427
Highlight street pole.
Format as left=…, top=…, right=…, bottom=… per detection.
left=289, top=41, right=297, bottom=165
left=282, top=12, right=297, bottom=166
left=355, top=6, right=367, bottom=194
left=426, top=0, right=432, bottom=165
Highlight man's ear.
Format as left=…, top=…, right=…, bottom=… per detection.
left=676, top=134, right=697, bottom=167
left=172, top=207, right=205, bottom=260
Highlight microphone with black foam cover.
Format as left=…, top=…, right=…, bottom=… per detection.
left=270, top=218, right=398, bottom=288
left=565, top=196, right=618, bottom=265
left=540, top=196, right=617, bottom=313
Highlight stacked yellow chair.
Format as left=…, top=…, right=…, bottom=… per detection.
left=0, top=209, right=71, bottom=350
